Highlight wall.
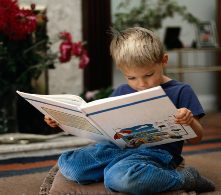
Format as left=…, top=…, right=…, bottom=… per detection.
left=111, top=0, right=218, bottom=112
left=19, top=0, right=83, bottom=95
left=161, top=0, right=217, bottom=112
left=111, top=0, right=216, bottom=46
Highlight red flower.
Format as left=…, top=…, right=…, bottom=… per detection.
left=0, top=0, right=37, bottom=40
left=79, top=51, right=90, bottom=69
left=59, top=41, right=72, bottom=63
left=0, top=8, right=6, bottom=31
left=0, top=0, right=18, bottom=32
left=9, top=9, right=37, bottom=40
left=58, top=31, right=90, bottom=68
left=72, top=42, right=83, bottom=56
left=59, top=31, right=72, bottom=42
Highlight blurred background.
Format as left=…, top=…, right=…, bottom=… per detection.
left=1, top=0, right=221, bottom=134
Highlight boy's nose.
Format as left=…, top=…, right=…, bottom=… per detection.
left=138, top=79, right=147, bottom=87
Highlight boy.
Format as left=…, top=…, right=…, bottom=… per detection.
left=45, top=27, right=215, bottom=195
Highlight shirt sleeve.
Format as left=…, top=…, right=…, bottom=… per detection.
left=178, top=84, right=205, bottom=118
left=109, top=87, right=120, bottom=97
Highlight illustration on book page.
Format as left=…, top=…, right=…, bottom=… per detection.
left=113, top=115, right=190, bottom=148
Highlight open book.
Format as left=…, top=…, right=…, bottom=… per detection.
left=17, top=86, right=196, bottom=148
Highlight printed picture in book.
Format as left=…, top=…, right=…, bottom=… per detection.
left=114, top=115, right=188, bottom=148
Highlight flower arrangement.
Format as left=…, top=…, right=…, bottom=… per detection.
left=0, top=0, right=89, bottom=96
left=0, top=0, right=90, bottom=133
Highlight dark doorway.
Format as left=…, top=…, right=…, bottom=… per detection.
left=82, top=0, right=113, bottom=91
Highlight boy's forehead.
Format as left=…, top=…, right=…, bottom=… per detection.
left=121, top=64, right=157, bottom=74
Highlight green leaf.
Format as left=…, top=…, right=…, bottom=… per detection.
left=113, top=0, right=200, bottom=31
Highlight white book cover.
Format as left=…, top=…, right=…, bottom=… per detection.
left=16, top=91, right=110, bottom=142
left=17, top=86, right=196, bottom=148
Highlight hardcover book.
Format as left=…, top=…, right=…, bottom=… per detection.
left=17, top=86, right=196, bottom=148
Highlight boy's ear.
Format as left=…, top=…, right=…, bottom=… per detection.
left=161, top=54, right=168, bottom=68
left=162, top=54, right=168, bottom=65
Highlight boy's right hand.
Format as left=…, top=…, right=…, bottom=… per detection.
left=44, top=115, right=59, bottom=128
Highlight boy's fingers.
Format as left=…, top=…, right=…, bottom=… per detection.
left=176, top=117, right=193, bottom=125
left=44, top=115, right=50, bottom=119
left=175, top=108, right=193, bottom=125
left=44, top=117, right=51, bottom=123
left=44, top=117, right=58, bottom=126
left=50, top=123, right=58, bottom=127
left=176, top=108, right=192, bottom=119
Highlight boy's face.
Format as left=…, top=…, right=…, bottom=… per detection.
left=121, top=63, right=166, bottom=91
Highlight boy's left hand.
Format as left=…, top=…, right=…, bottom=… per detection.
left=175, top=108, right=194, bottom=125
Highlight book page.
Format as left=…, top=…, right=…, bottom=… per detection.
left=81, top=86, right=196, bottom=148
left=37, top=94, right=86, bottom=107
left=16, top=91, right=109, bottom=142
left=42, top=107, right=100, bottom=134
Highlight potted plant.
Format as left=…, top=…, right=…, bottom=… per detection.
left=0, top=0, right=90, bottom=133
left=113, top=0, right=199, bottom=31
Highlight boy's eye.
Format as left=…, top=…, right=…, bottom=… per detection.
left=145, top=73, right=154, bottom=77
left=127, top=77, right=135, bottom=80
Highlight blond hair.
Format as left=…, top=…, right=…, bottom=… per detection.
left=110, top=27, right=165, bottom=70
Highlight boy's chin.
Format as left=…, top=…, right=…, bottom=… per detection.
left=137, top=87, right=155, bottom=91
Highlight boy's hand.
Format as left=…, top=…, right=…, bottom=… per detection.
left=175, top=108, right=194, bottom=125
left=44, top=115, right=59, bottom=128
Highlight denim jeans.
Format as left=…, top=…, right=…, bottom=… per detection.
left=58, top=141, right=184, bottom=195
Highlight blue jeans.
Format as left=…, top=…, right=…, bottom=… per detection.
left=58, top=142, right=184, bottom=195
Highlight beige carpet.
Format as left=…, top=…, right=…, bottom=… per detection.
left=0, top=171, right=48, bottom=195
left=184, top=152, right=221, bottom=193
left=0, top=152, right=220, bottom=195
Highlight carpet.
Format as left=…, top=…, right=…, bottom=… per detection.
left=183, top=129, right=221, bottom=155
left=0, top=155, right=59, bottom=195
left=0, top=152, right=220, bottom=195
left=0, top=112, right=220, bottom=195
left=1, top=123, right=220, bottom=178
left=0, top=143, right=221, bottom=195
left=0, top=155, right=58, bottom=178
left=0, top=171, right=48, bottom=195
left=0, top=137, right=220, bottom=178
